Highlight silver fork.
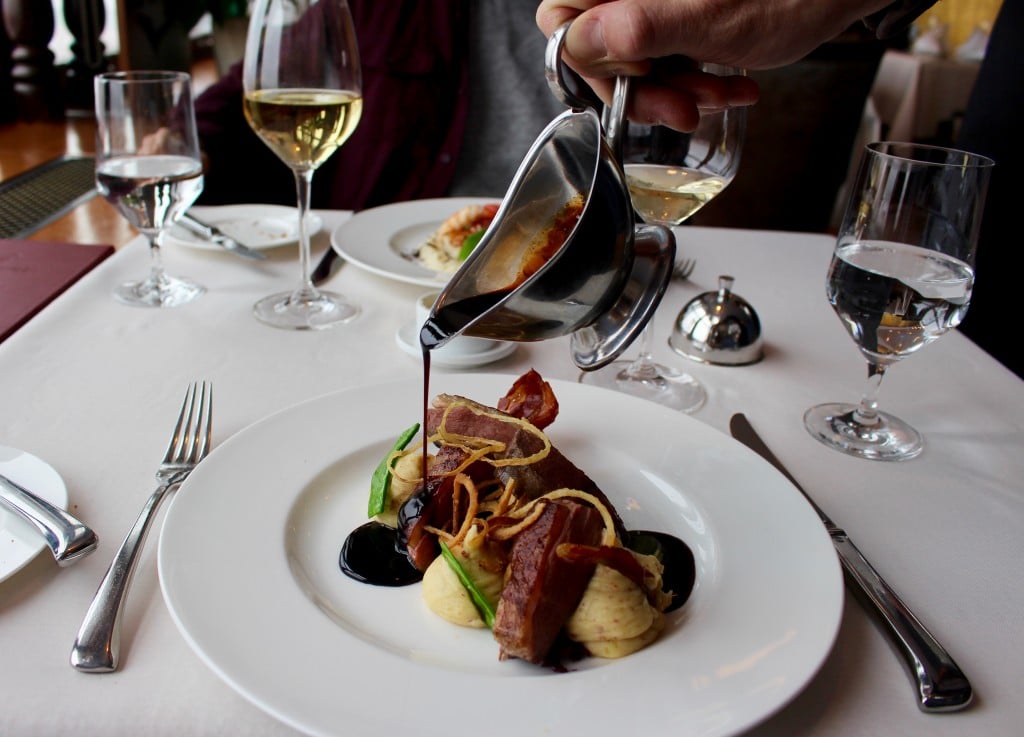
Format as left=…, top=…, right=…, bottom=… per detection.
left=70, top=382, right=213, bottom=673
left=672, top=257, right=696, bottom=281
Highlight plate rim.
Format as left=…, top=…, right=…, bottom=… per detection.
left=0, top=444, right=68, bottom=582
left=158, top=374, right=843, bottom=737
left=329, top=197, right=499, bottom=287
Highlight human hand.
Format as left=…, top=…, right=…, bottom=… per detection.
left=536, top=0, right=880, bottom=130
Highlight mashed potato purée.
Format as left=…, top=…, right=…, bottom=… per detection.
left=566, top=551, right=672, bottom=658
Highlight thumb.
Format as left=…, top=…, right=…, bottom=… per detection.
left=564, top=2, right=703, bottom=67
left=561, top=11, right=655, bottom=76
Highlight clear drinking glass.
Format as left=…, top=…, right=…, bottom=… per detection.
left=580, top=65, right=746, bottom=412
left=804, top=142, right=993, bottom=460
left=243, top=0, right=363, bottom=329
left=95, top=71, right=205, bottom=307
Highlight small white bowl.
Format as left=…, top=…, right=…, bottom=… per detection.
left=415, top=291, right=496, bottom=358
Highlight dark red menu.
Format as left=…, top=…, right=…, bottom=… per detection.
left=0, top=239, right=115, bottom=343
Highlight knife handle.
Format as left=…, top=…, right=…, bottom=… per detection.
left=178, top=212, right=215, bottom=239
left=0, top=475, right=98, bottom=565
left=833, top=535, right=973, bottom=712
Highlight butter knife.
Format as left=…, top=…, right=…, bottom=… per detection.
left=311, top=246, right=340, bottom=285
left=0, top=472, right=98, bottom=566
left=728, top=413, right=972, bottom=712
left=178, top=213, right=268, bottom=261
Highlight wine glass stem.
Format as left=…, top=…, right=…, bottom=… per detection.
left=853, top=360, right=887, bottom=426
left=293, top=168, right=317, bottom=299
left=145, top=232, right=166, bottom=285
left=624, top=321, right=660, bottom=380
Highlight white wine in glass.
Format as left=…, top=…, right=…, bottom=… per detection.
left=95, top=71, right=205, bottom=308
left=803, top=142, right=993, bottom=460
left=581, top=65, right=746, bottom=412
left=624, top=164, right=729, bottom=225
left=243, top=0, right=363, bottom=329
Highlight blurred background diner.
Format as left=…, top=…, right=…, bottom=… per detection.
left=0, top=0, right=1015, bottom=375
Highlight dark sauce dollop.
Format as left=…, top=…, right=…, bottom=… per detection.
left=339, top=521, right=422, bottom=586
left=625, top=530, right=696, bottom=613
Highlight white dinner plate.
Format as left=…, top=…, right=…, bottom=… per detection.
left=159, top=375, right=842, bottom=737
left=165, top=204, right=323, bottom=251
left=330, top=197, right=498, bottom=286
left=0, top=445, right=68, bottom=582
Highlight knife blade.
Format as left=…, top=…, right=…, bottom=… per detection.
left=728, top=413, right=973, bottom=712
left=0, top=472, right=98, bottom=566
left=177, top=213, right=268, bottom=261
left=311, top=246, right=340, bottom=285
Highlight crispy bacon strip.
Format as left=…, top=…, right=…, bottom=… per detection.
left=497, top=369, right=559, bottom=429
left=556, top=543, right=648, bottom=590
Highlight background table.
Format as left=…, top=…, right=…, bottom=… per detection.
left=870, top=49, right=981, bottom=144
left=1, top=211, right=1021, bottom=737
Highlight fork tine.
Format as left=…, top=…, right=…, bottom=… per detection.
left=164, top=382, right=198, bottom=465
left=673, top=257, right=696, bottom=280
left=190, top=382, right=213, bottom=464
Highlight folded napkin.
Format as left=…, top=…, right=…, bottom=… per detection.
left=0, top=239, right=114, bottom=343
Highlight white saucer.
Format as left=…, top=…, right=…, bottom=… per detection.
left=395, top=321, right=515, bottom=368
left=0, top=445, right=68, bottom=582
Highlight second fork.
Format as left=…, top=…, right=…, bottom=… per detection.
left=70, top=382, right=212, bottom=673
left=673, top=257, right=696, bottom=281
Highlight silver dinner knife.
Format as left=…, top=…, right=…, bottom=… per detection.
left=728, top=413, right=973, bottom=712
left=311, top=246, right=340, bottom=285
left=0, top=472, right=98, bottom=566
left=178, top=213, right=268, bottom=260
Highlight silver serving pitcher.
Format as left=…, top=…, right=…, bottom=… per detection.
left=421, top=23, right=675, bottom=371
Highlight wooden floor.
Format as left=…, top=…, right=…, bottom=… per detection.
left=0, top=57, right=220, bottom=248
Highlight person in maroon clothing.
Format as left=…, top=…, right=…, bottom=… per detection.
left=195, top=1, right=471, bottom=210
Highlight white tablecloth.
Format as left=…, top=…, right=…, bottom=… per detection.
left=1, top=210, right=1021, bottom=737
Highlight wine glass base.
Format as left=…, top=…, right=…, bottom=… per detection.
left=803, top=402, right=923, bottom=461
left=253, top=288, right=360, bottom=330
left=580, top=359, right=706, bottom=413
left=113, top=274, right=205, bottom=308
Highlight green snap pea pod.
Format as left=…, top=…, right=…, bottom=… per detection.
left=439, top=540, right=496, bottom=629
left=367, top=423, right=420, bottom=517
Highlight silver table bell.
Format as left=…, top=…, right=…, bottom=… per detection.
left=669, top=275, right=764, bottom=365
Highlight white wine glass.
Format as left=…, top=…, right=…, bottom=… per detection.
left=243, top=0, right=362, bottom=329
left=95, top=71, right=205, bottom=307
left=804, top=142, right=993, bottom=460
left=581, top=64, right=746, bottom=412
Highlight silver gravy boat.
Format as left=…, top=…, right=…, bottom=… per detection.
left=421, top=22, right=676, bottom=370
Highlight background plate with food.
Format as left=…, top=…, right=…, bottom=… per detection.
left=329, top=198, right=499, bottom=287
